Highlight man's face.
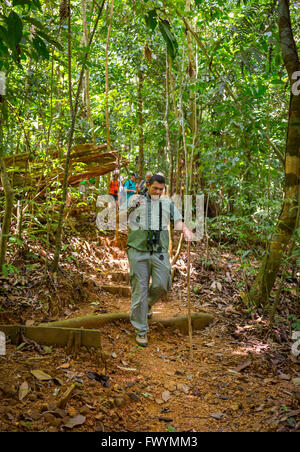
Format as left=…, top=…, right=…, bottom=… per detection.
left=146, top=173, right=152, bottom=182
left=131, top=176, right=136, bottom=182
left=148, top=181, right=165, bottom=198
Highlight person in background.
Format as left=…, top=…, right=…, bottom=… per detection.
left=124, top=173, right=137, bottom=203
left=79, top=177, right=96, bottom=202
left=109, top=173, right=119, bottom=202
left=139, top=171, right=153, bottom=196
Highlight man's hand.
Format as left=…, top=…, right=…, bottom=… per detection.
left=176, top=221, right=194, bottom=241
left=183, top=224, right=194, bottom=242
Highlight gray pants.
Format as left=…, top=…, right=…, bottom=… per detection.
left=127, top=248, right=172, bottom=335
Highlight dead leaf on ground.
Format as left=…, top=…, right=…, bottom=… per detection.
left=117, top=366, right=137, bottom=372
left=87, top=372, right=110, bottom=387
left=233, top=360, right=252, bottom=373
left=162, top=391, right=170, bottom=402
left=255, top=404, right=265, bottom=412
left=67, top=406, right=77, bottom=417
left=278, top=374, right=291, bottom=381
left=31, top=369, right=52, bottom=381
left=57, top=363, right=71, bottom=370
left=19, top=382, right=30, bottom=401
left=279, top=409, right=300, bottom=422
left=63, top=414, right=86, bottom=429
left=210, top=281, right=222, bottom=291
left=180, top=383, right=190, bottom=394
left=211, top=413, right=224, bottom=420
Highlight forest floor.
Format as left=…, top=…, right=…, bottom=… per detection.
left=0, top=210, right=299, bottom=432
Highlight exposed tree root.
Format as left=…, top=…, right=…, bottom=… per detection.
left=40, top=311, right=214, bottom=334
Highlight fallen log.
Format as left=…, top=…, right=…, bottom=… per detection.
left=2, top=144, right=129, bottom=188
left=157, top=313, right=214, bottom=334
left=40, top=312, right=214, bottom=334
left=0, top=325, right=101, bottom=349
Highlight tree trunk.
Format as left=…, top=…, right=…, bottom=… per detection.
left=165, top=54, right=174, bottom=256
left=137, top=68, right=144, bottom=180
left=51, top=1, right=105, bottom=273
left=165, top=54, right=173, bottom=194
left=81, top=0, right=96, bottom=145
left=105, top=0, right=113, bottom=194
left=185, top=0, right=198, bottom=195
left=67, top=0, right=73, bottom=118
left=0, top=157, right=14, bottom=271
left=247, top=0, right=300, bottom=307
left=168, top=63, right=181, bottom=195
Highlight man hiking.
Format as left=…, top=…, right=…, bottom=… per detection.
left=126, top=174, right=193, bottom=347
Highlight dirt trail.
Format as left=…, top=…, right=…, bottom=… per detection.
left=0, top=228, right=299, bottom=432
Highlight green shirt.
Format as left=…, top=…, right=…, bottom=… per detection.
left=126, top=194, right=182, bottom=253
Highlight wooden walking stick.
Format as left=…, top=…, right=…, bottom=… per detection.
left=187, top=239, right=193, bottom=358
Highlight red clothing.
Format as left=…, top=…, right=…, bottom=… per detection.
left=109, top=180, right=119, bottom=195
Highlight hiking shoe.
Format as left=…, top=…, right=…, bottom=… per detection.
left=136, top=334, right=148, bottom=347
left=147, top=307, right=153, bottom=319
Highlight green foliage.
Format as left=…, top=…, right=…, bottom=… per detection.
left=145, top=9, right=157, bottom=31
left=288, top=315, right=300, bottom=331
left=0, top=0, right=298, bottom=290
left=1, top=263, right=20, bottom=277
left=158, top=19, right=178, bottom=60
left=6, top=11, right=23, bottom=53
left=144, top=8, right=178, bottom=59
left=0, top=0, right=59, bottom=68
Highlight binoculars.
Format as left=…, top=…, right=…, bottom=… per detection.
left=147, top=231, right=162, bottom=252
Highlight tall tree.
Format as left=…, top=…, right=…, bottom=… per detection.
left=81, top=0, right=96, bottom=144
left=52, top=1, right=105, bottom=273
left=105, top=0, right=113, bottom=194
left=0, top=156, right=14, bottom=271
left=137, top=67, right=144, bottom=180
left=247, top=0, right=300, bottom=307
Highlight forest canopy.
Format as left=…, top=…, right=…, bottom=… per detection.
left=0, top=0, right=299, bottom=307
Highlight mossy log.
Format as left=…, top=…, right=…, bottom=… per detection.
left=0, top=325, right=101, bottom=348
left=40, top=312, right=214, bottom=334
